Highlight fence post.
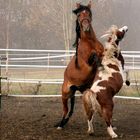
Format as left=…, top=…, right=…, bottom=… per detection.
left=47, top=53, right=50, bottom=72
left=0, top=57, right=2, bottom=109
left=0, top=56, right=7, bottom=110
left=133, top=56, right=134, bottom=69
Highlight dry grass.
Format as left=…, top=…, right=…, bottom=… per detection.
left=1, top=68, right=140, bottom=97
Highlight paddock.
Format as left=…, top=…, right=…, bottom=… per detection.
left=0, top=95, right=140, bottom=140
left=0, top=49, right=140, bottom=140
left=0, top=49, right=140, bottom=139
left=0, top=1, right=140, bottom=139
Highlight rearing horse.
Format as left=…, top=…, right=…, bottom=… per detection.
left=56, top=2, right=104, bottom=129
left=82, top=25, right=129, bottom=138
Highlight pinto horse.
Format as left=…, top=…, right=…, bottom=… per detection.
left=56, top=2, right=104, bottom=129
left=82, top=25, right=129, bottom=138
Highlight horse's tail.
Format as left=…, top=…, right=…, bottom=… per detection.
left=124, top=70, right=130, bottom=86
left=125, top=80, right=130, bottom=86
left=83, top=89, right=100, bottom=113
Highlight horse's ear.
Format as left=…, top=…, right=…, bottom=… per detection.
left=76, top=3, right=81, bottom=8
left=73, top=3, right=81, bottom=15
left=88, top=1, right=92, bottom=8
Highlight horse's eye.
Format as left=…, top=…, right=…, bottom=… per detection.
left=77, top=13, right=80, bottom=18
left=118, top=34, right=124, bottom=40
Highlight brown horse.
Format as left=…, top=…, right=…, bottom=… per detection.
left=56, top=2, right=104, bottom=129
left=82, top=25, right=129, bottom=138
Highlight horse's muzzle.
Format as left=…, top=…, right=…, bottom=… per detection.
left=81, top=18, right=91, bottom=31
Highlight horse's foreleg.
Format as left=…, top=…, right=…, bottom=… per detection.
left=102, top=105, right=118, bottom=138
left=88, top=52, right=103, bottom=68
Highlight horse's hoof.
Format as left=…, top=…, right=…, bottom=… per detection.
left=87, top=130, right=94, bottom=136
left=54, top=122, right=60, bottom=128
left=107, top=126, right=118, bottom=139
left=57, top=127, right=63, bottom=130
left=111, top=134, right=118, bottom=139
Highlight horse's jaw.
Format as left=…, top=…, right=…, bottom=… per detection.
left=82, top=20, right=90, bottom=32
left=83, top=27, right=90, bottom=32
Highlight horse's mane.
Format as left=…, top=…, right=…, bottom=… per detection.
left=101, top=25, right=118, bottom=43
left=103, top=25, right=121, bottom=65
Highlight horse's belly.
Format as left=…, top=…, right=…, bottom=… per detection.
left=109, top=73, right=123, bottom=93
left=66, top=68, right=94, bottom=86
left=92, top=72, right=123, bottom=97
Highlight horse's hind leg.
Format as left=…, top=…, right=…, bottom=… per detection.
left=83, top=91, right=94, bottom=135
left=67, top=90, right=75, bottom=118
left=102, top=105, right=118, bottom=138
left=55, top=85, right=77, bottom=129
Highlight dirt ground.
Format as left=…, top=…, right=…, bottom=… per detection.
left=0, top=96, right=140, bottom=140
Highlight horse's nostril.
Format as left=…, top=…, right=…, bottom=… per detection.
left=82, top=19, right=89, bottom=25
left=123, top=26, right=128, bottom=32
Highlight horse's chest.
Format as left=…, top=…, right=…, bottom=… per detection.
left=65, top=58, right=94, bottom=85
left=79, top=49, right=92, bottom=62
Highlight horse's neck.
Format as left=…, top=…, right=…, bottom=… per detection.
left=103, top=43, right=121, bottom=65
left=103, top=49, right=125, bottom=75
left=104, top=42, right=119, bottom=58
left=81, top=26, right=97, bottom=41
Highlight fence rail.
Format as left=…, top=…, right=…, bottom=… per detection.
left=0, top=49, right=140, bottom=85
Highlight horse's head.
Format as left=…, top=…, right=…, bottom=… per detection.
left=101, top=25, right=128, bottom=61
left=73, top=1, right=92, bottom=32
left=101, top=25, right=128, bottom=46
left=115, top=26, right=128, bottom=45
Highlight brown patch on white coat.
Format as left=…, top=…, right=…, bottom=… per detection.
left=82, top=25, right=128, bottom=138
